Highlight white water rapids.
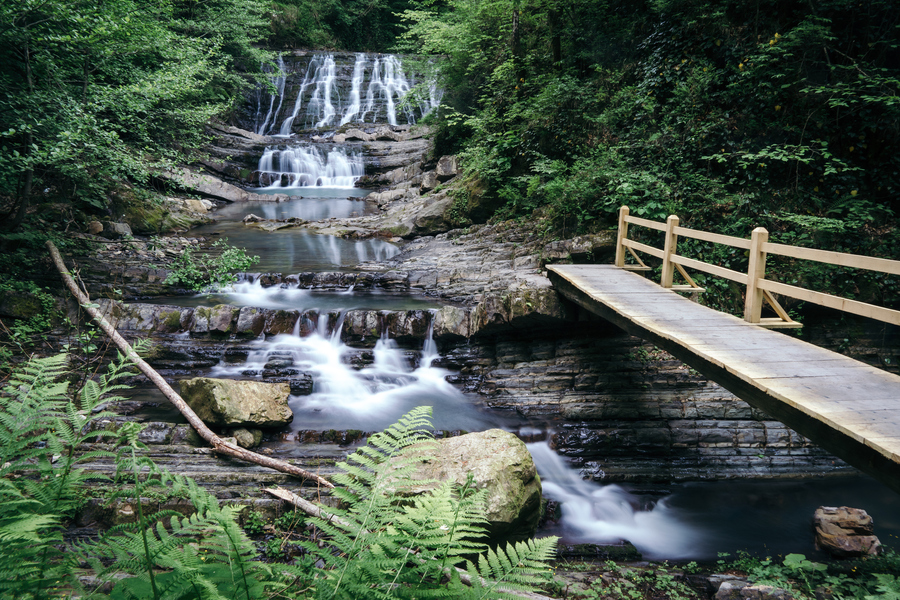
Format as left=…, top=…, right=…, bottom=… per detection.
left=256, top=146, right=364, bottom=189
left=207, top=315, right=506, bottom=432
left=527, top=442, right=709, bottom=559
left=200, top=307, right=705, bottom=557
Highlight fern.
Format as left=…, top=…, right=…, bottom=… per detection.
left=83, top=432, right=286, bottom=600
left=0, top=351, right=134, bottom=599
left=463, top=537, right=559, bottom=599
left=301, top=407, right=558, bottom=600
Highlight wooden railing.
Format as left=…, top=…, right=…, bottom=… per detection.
left=614, top=205, right=900, bottom=329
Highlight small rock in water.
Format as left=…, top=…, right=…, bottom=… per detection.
left=264, top=357, right=294, bottom=369
left=243, top=213, right=264, bottom=223
left=289, top=375, right=314, bottom=396
left=231, top=428, right=263, bottom=449
left=814, top=506, right=882, bottom=558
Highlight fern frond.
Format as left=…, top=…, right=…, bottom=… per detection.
left=465, top=536, right=559, bottom=599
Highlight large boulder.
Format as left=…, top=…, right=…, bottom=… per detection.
left=179, top=378, right=293, bottom=428
left=814, top=506, right=882, bottom=558
left=405, top=429, right=542, bottom=544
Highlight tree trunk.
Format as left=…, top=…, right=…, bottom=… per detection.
left=548, top=7, right=562, bottom=66
left=8, top=40, right=35, bottom=231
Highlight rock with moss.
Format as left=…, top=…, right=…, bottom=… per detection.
left=231, top=427, right=264, bottom=448
left=179, top=377, right=293, bottom=428
left=403, top=429, right=542, bottom=544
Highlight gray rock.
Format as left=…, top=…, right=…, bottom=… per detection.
left=289, top=375, right=314, bottom=396
left=435, top=155, right=459, bottom=180
left=232, top=428, right=264, bottom=449
left=179, top=377, right=293, bottom=428
left=716, top=581, right=794, bottom=600
left=420, top=171, right=439, bottom=193
left=193, top=304, right=239, bottom=336
left=236, top=307, right=266, bottom=338
left=158, top=167, right=250, bottom=202
left=814, top=506, right=882, bottom=557
left=402, top=429, right=542, bottom=544
left=104, top=222, right=133, bottom=239
left=413, top=194, right=454, bottom=236
left=207, top=121, right=270, bottom=144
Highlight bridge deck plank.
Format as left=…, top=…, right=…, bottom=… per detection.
left=547, top=263, right=900, bottom=493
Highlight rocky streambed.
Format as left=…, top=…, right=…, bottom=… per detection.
left=25, top=51, right=899, bottom=572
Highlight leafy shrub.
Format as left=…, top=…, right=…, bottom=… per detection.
left=163, top=239, right=259, bottom=292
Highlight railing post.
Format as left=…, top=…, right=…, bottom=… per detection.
left=615, top=205, right=629, bottom=267
left=661, top=215, right=679, bottom=288
left=744, top=227, right=769, bottom=323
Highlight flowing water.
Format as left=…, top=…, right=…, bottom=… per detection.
left=250, top=52, right=441, bottom=135
left=147, top=281, right=439, bottom=312
left=256, top=146, right=364, bottom=189
left=165, top=51, right=900, bottom=560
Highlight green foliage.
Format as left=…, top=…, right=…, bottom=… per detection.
left=0, top=0, right=271, bottom=228
left=0, top=358, right=556, bottom=600
left=719, top=551, right=900, bottom=600
left=268, top=0, right=414, bottom=51
left=86, top=442, right=288, bottom=600
left=0, top=275, right=59, bottom=353
left=399, top=0, right=900, bottom=312
left=163, top=239, right=259, bottom=292
left=243, top=509, right=268, bottom=536
left=301, top=406, right=558, bottom=599
left=0, top=351, right=129, bottom=598
left=568, top=561, right=697, bottom=600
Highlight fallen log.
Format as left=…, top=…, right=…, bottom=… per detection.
left=47, top=241, right=333, bottom=489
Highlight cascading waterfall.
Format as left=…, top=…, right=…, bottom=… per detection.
left=256, top=145, right=364, bottom=188
left=308, top=55, right=338, bottom=128
left=339, top=54, right=366, bottom=126
left=249, top=52, right=442, bottom=135
left=207, top=312, right=504, bottom=432
left=255, top=55, right=287, bottom=136
left=276, top=57, right=320, bottom=136
left=361, top=56, right=410, bottom=126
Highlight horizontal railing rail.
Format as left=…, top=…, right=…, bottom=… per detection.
left=614, top=205, right=900, bottom=328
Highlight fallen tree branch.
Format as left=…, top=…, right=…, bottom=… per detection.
left=265, top=486, right=556, bottom=600
left=47, top=241, right=333, bottom=489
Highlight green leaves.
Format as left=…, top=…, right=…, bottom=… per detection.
left=301, top=406, right=557, bottom=600
left=163, top=239, right=259, bottom=292
left=0, top=0, right=272, bottom=222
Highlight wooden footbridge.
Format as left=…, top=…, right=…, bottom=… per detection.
left=547, top=207, right=900, bottom=493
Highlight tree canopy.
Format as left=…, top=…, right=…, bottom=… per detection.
left=0, top=0, right=270, bottom=230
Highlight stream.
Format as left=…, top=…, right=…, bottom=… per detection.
left=152, top=51, right=899, bottom=562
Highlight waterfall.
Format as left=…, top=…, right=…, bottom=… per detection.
left=277, top=58, right=319, bottom=136
left=308, top=55, right=338, bottom=128
left=361, top=56, right=413, bottom=126
left=256, top=145, right=364, bottom=188
left=527, top=442, right=710, bottom=559
left=251, top=53, right=441, bottom=136
left=207, top=319, right=495, bottom=432
left=339, top=54, right=366, bottom=126
left=255, top=56, right=286, bottom=136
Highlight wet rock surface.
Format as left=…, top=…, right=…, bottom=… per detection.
left=179, top=377, right=293, bottom=428
left=814, top=506, right=882, bottom=558
left=402, top=429, right=543, bottom=544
